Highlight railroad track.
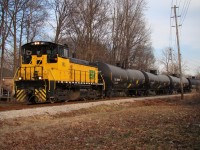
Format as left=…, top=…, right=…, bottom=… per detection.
left=0, top=93, right=194, bottom=121
left=0, top=93, right=192, bottom=112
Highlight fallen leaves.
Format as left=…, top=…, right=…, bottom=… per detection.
left=0, top=94, right=200, bottom=149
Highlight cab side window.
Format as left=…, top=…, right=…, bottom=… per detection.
left=63, top=47, right=69, bottom=58
left=47, top=48, right=58, bottom=63
left=22, top=50, right=32, bottom=64
left=58, top=45, right=69, bottom=58
left=37, top=50, right=42, bottom=57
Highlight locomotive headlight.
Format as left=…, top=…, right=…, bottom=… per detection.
left=19, top=77, right=22, bottom=80
left=35, top=41, right=40, bottom=45
left=38, top=76, right=42, bottom=80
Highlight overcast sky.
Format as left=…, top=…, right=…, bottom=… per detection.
left=145, top=0, right=200, bottom=75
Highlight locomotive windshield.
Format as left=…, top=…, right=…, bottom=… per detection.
left=21, top=41, right=69, bottom=64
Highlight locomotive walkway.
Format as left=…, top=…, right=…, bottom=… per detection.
left=0, top=94, right=192, bottom=120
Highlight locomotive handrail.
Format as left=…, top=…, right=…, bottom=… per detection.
left=17, top=66, right=44, bottom=80
left=70, top=69, right=96, bottom=84
left=13, top=67, right=20, bottom=80
left=99, top=73, right=105, bottom=90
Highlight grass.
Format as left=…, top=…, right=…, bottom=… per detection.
left=0, top=94, right=200, bottom=149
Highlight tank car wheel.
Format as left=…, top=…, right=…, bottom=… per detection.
left=145, top=90, right=149, bottom=96
left=106, top=89, right=114, bottom=98
left=100, top=95, right=105, bottom=99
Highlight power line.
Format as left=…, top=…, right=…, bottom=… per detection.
left=178, top=0, right=182, bottom=10
left=180, top=0, right=191, bottom=25
left=169, top=1, right=199, bottom=76
left=178, top=0, right=191, bottom=35
left=170, top=0, right=191, bottom=45
left=180, top=0, right=187, bottom=19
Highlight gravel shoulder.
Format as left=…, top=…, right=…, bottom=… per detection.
left=0, top=94, right=189, bottom=120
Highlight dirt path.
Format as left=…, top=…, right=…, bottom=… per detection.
left=0, top=94, right=200, bottom=149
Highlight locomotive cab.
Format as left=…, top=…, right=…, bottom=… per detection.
left=22, top=41, right=69, bottom=64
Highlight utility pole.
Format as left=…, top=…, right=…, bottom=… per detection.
left=0, top=10, right=5, bottom=96
left=169, top=48, right=174, bottom=74
left=0, top=55, right=4, bottom=96
left=173, top=5, right=184, bottom=100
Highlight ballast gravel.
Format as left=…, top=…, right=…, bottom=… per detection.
left=0, top=95, right=183, bottom=120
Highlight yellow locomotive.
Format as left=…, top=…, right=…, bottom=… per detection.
left=14, top=41, right=103, bottom=103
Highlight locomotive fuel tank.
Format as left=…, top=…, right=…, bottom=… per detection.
left=126, top=69, right=145, bottom=89
left=96, top=62, right=128, bottom=90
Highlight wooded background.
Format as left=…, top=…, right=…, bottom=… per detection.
left=1, top=0, right=196, bottom=78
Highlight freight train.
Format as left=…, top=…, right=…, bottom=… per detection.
left=14, top=41, right=199, bottom=103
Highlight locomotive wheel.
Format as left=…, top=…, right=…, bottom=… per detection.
left=27, top=95, right=36, bottom=104
left=68, top=89, right=80, bottom=100
left=50, top=97, right=56, bottom=103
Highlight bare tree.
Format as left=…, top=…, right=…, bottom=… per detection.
left=8, top=0, right=25, bottom=73
left=47, top=0, right=153, bottom=66
left=0, top=0, right=11, bottom=67
left=1, top=0, right=154, bottom=76
left=65, top=0, right=109, bottom=62
left=130, top=43, right=155, bottom=71
left=109, top=0, right=153, bottom=69
left=159, top=47, right=172, bottom=74
left=160, top=47, right=188, bottom=75
left=0, top=0, right=13, bottom=95
left=48, top=0, right=72, bottom=44
left=196, top=67, right=200, bottom=79
left=4, top=0, right=47, bottom=73
left=24, top=0, right=48, bottom=43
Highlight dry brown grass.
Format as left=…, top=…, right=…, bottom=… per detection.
left=0, top=94, right=200, bottom=149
